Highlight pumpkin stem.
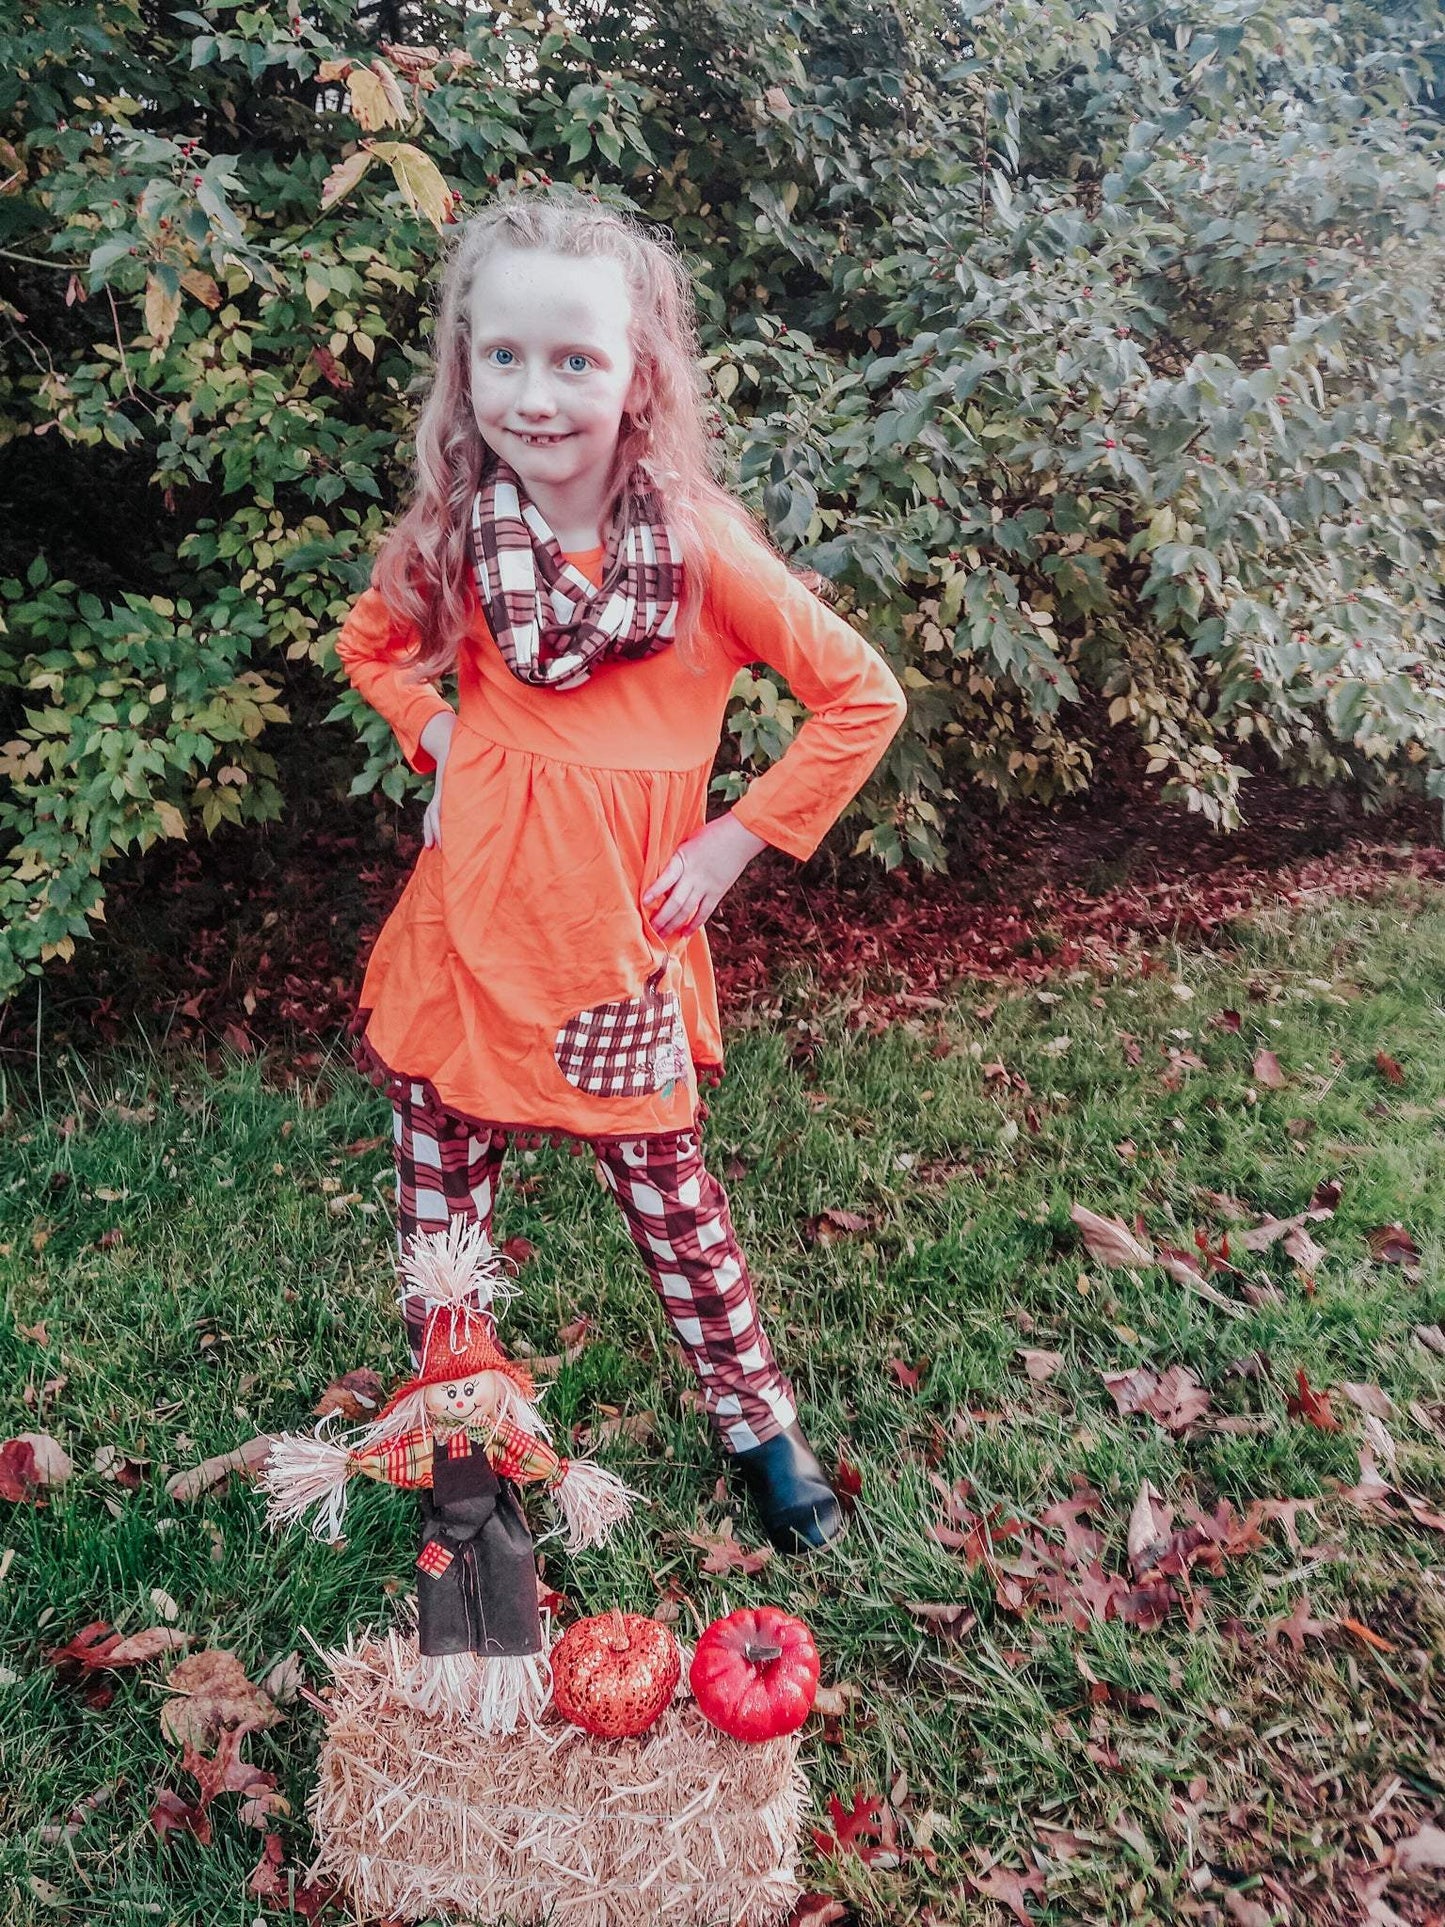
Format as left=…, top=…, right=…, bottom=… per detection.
left=608, top=1605, right=628, bottom=1649
left=743, top=1641, right=784, bottom=1664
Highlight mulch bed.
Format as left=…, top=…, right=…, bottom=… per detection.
left=2, top=765, right=1440, bottom=1081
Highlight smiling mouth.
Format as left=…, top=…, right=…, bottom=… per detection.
left=510, top=430, right=574, bottom=446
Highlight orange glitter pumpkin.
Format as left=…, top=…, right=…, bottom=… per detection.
left=549, top=1610, right=680, bottom=1738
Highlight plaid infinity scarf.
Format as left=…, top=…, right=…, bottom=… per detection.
left=468, top=457, right=681, bottom=690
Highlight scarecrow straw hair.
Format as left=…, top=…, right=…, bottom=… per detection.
left=397, top=1217, right=519, bottom=1320
left=309, top=1628, right=806, bottom=1927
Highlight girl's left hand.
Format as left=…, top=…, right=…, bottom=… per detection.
left=642, top=812, right=769, bottom=938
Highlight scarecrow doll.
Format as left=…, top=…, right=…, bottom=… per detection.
left=262, top=1220, right=635, bottom=1730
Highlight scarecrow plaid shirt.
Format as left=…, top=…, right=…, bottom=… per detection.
left=350, top=1420, right=565, bottom=1491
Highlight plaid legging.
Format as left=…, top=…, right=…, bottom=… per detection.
left=390, top=1084, right=797, bottom=1452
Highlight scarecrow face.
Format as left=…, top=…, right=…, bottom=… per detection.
left=423, top=1371, right=507, bottom=1426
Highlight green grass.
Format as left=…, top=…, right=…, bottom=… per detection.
left=3, top=884, right=1445, bottom=1925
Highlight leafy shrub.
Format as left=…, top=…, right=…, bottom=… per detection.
left=0, top=0, right=1442, bottom=989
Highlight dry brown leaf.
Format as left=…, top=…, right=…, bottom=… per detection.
left=1126, top=1480, right=1173, bottom=1578
left=1282, top=1224, right=1327, bottom=1273
left=1223, top=1891, right=1274, bottom=1927
left=1414, top=1324, right=1445, bottom=1356
left=1266, top=1592, right=1332, bottom=1655
left=1070, top=1204, right=1152, bottom=1269
left=903, top=1601, right=977, bottom=1643
left=1392, top=1821, right=1445, bottom=1875
left=1366, top=1224, right=1422, bottom=1279
left=158, top=1649, right=280, bottom=1750
left=312, top=1368, right=385, bottom=1422
left=684, top=1518, right=772, bottom=1576
left=1018, top=1348, right=1064, bottom=1382
left=1341, top=1382, right=1394, bottom=1420
left=1252, top=1048, right=1287, bottom=1088
left=1101, top=1364, right=1209, bottom=1435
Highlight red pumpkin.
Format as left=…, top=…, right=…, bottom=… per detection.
left=550, top=1610, right=680, bottom=1738
left=689, top=1606, right=819, bottom=1743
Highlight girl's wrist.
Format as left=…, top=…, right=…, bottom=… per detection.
left=420, top=709, right=457, bottom=763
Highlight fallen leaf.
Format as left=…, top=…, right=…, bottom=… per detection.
left=1374, top=1050, right=1405, bottom=1087
left=1366, top=1224, right=1422, bottom=1279
left=36, top=1780, right=122, bottom=1844
left=1414, top=1324, right=1445, bottom=1356
left=1070, top=1204, right=1152, bottom=1269
left=785, top=1898, right=849, bottom=1927
left=164, top=1433, right=275, bottom=1502
left=312, top=1368, right=385, bottom=1422
left=150, top=1787, right=212, bottom=1844
left=1341, top=1382, right=1394, bottom=1420
left=158, top=1649, right=280, bottom=1750
left=1252, top=1048, right=1287, bottom=1088
left=1266, top=1591, right=1332, bottom=1655
left=1250, top=1496, right=1318, bottom=1552
left=501, top=1234, right=536, bottom=1266
left=968, top=1861, right=1048, bottom=1925
left=804, top=1206, right=874, bottom=1247
left=833, top=1455, right=862, bottom=1513
left=260, top=1652, right=304, bottom=1706
left=1223, top=1891, right=1273, bottom=1927
left=1101, top=1364, right=1209, bottom=1435
left=0, top=1439, right=40, bottom=1503
left=1392, top=1821, right=1445, bottom=1874
left=1212, top=1010, right=1242, bottom=1033
left=47, top=1623, right=191, bottom=1672
left=1337, top=1615, right=1396, bottom=1655
left=888, top=1356, right=926, bottom=1393
left=1, top=1431, right=71, bottom=1499
left=1286, top=1369, right=1340, bottom=1432
left=247, top=1832, right=288, bottom=1897
left=903, top=1601, right=977, bottom=1643
left=1126, top=1481, right=1174, bottom=1578
left=1019, top=1348, right=1064, bottom=1382
left=812, top=1788, right=895, bottom=1867
left=684, top=1518, right=772, bottom=1576
left=1282, top=1225, right=1327, bottom=1274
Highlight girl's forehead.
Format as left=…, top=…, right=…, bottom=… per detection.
left=470, top=245, right=632, bottom=343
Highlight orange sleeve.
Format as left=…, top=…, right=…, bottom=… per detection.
left=334, top=586, right=456, bottom=777
left=703, top=516, right=908, bottom=862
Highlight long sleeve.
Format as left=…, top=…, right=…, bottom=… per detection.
left=334, top=585, right=456, bottom=776
left=350, top=1428, right=435, bottom=1490
left=486, top=1419, right=564, bottom=1487
left=704, top=514, right=908, bottom=862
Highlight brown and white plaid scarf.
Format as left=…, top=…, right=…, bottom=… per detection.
left=468, top=457, right=681, bottom=690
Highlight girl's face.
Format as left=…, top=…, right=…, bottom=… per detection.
left=424, top=1370, right=506, bottom=1426
left=467, top=245, right=638, bottom=509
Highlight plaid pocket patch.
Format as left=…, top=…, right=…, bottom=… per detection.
left=416, top=1541, right=454, bottom=1579
left=554, top=966, right=690, bottom=1098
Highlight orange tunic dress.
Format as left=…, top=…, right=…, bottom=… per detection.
left=335, top=508, right=908, bottom=1149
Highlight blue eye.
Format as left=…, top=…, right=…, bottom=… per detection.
left=489, top=347, right=514, bottom=366
left=565, top=353, right=591, bottom=373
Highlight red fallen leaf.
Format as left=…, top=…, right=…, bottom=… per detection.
left=812, top=1788, right=898, bottom=1868
left=1101, top=1363, right=1210, bottom=1435
left=785, top=1897, right=848, bottom=1927
left=1285, top=1369, right=1340, bottom=1432
left=0, top=1438, right=40, bottom=1503
left=1374, top=1050, right=1405, bottom=1086
left=1115, top=1582, right=1175, bottom=1629
left=501, top=1234, right=536, bottom=1266
left=833, top=1455, right=862, bottom=1513
left=181, top=1731, right=286, bottom=1828
left=46, top=1622, right=191, bottom=1673
left=247, top=1832, right=287, bottom=1897
left=1248, top=1496, right=1318, bottom=1552
left=804, top=1206, right=875, bottom=1247
left=888, top=1356, right=926, bottom=1393
left=1265, top=1591, right=1333, bottom=1655
left=96, top=1226, right=124, bottom=1250
left=150, top=1787, right=213, bottom=1844
left=1366, top=1223, right=1422, bottom=1279
left=1337, top=1614, right=1395, bottom=1654
left=557, top=1316, right=592, bottom=1350
left=291, top=1880, right=342, bottom=1920
left=1039, top=1479, right=1107, bottom=1566
left=1212, top=1009, right=1243, bottom=1032
left=684, top=1518, right=772, bottom=1576
left=968, top=1860, right=1048, bottom=1924
left=1252, top=1048, right=1286, bottom=1088
left=312, top=1367, right=386, bottom=1422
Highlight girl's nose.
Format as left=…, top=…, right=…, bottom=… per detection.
left=516, top=369, right=557, bottom=419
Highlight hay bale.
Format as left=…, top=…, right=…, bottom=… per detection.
left=307, top=1629, right=808, bottom=1926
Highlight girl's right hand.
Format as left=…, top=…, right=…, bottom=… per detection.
left=419, top=710, right=457, bottom=850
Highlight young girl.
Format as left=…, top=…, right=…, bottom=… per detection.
left=334, top=190, right=906, bottom=1556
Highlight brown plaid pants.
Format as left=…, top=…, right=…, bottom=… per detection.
left=390, top=1084, right=797, bottom=1452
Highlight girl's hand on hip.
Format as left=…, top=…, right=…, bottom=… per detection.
left=642, top=812, right=769, bottom=938
left=419, top=710, right=457, bottom=850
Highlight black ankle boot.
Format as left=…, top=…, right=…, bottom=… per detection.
left=726, top=1423, right=847, bottom=1555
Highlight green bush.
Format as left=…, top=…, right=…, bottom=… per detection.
left=0, top=0, right=1443, bottom=990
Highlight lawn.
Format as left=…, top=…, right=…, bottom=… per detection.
left=2, top=882, right=1445, bottom=1926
